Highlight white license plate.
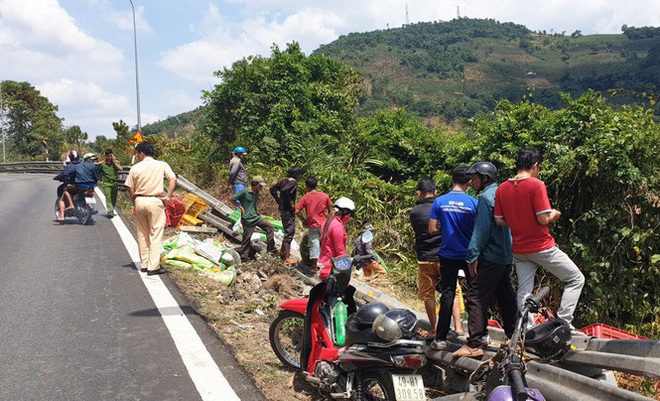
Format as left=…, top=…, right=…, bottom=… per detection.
left=84, top=197, right=96, bottom=204
left=392, top=374, right=425, bottom=401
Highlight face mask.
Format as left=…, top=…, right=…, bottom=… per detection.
left=341, top=215, right=351, bottom=224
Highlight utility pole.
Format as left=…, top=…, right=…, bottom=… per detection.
left=457, top=5, right=461, bottom=19
left=128, top=0, right=142, bottom=133
left=405, top=3, right=409, bottom=26
left=0, top=83, right=5, bottom=163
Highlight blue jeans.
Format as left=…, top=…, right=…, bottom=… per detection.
left=233, top=183, right=246, bottom=205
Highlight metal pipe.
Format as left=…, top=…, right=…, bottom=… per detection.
left=128, top=0, right=142, bottom=133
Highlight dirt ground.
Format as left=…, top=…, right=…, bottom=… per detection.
left=166, top=248, right=323, bottom=401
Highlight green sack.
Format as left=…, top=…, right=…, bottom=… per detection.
left=228, top=209, right=242, bottom=224
left=207, top=266, right=236, bottom=286
left=262, top=216, right=284, bottom=233
left=163, top=259, right=193, bottom=269
left=168, top=246, right=217, bottom=270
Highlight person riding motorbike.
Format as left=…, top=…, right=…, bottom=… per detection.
left=318, top=197, right=355, bottom=280
left=54, top=150, right=80, bottom=219
left=53, top=152, right=99, bottom=221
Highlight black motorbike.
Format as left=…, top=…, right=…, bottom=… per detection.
left=54, top=187, right=96, bottom=225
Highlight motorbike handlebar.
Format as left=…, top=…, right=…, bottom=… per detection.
left=524, top=286, right=549, bottom=313
left=509, top=368, right=528, bottom=401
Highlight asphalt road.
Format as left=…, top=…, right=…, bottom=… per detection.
left=0, top=174, right=265, bottom=401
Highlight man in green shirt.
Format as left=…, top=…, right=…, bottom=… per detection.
left=231, top=176, right=275, bottom=261
left=97, top=149, right=123, bottom=217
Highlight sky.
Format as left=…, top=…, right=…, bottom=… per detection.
left=1, top=0, right=659, bottom=139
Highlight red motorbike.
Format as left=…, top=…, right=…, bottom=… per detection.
left=269, top=253, right=428, bottom=401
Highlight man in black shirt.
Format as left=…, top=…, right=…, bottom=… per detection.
left=270, top=166, right=304, bottom=265
left=410, top=178, right=443, bottom=335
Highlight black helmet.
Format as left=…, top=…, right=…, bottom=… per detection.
left=372, top=309, right=418, bottom=341
left=352, top=303, right=390, bottom=330
left=467, top=162, right=498, bottom=181
left=524, top=319, right=572, bottom=361
left=68, top=150, right=79, bottom=162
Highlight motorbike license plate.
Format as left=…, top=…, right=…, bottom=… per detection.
left=85, top=197, right=96, bottom=204
left=392, top=374, right=425, bottom=401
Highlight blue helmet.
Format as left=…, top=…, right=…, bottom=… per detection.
left=233, top=146, right=246, bottom=155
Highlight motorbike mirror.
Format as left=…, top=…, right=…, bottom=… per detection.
left=361, top=230, right=373, bottom=243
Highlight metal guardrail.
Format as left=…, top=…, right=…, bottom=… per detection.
left=2, top=161, right=657, bottom=400
left=2, top=161, right=244, bottom=242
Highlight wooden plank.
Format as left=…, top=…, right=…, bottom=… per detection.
left=199, top=211, right=242, bottom=243
left=179, top=225, right=218, bottom=234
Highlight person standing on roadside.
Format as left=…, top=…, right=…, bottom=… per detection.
left=97, top=149, right=123, bottom=218
left=232, top=176, right=276, bottom=262
left=452, top=162, right=518, bottom=358
left=228, top=146, right=248, bottom=196
left=428, top=165, right=477, bottom=351
left=494, top=147, right=585, bottom=330
left=295, top=177, right=334, bottom=272
left=318, top=197, right=355, bottom=280
left=124, top=142, right=177, bottom=276
left=410, top=178, right=444, bottom=336
left=270, top=166, right=304, bottom=265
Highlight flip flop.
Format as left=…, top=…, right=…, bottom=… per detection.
left=53, top=218, right=64, bottom=223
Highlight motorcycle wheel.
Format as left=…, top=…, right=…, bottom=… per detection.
left=54, top=199, right=63, bottom=220
left=75, top=197, right=93, bottom=225
left=355, top=370, right=396, bottom=401
left=269, top=310, right=304, bottom=369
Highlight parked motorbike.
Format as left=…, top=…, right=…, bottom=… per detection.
left=54, top=187, right=97, bottom=225
left=432, top=286, right=568, bottom=401
left=269, top=252, right=428, bottom=401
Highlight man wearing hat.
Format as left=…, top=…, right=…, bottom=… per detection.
left=228, top=146, right=248, bottom=195
left=231, top=175, right=276, bottom=261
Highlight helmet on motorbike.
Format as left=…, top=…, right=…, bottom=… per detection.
left=83, top=153, right=97, bottom=161
left=233, top=146, right=247, bottom=155
left=334, top=197, right=356, bottom=213
left=466, top=162, right=498, bottom=181
left=524, top=319, right=572, bottom=361
left=68, top=150, right=79, bottom=162
left=372, top=309, right=418, bottom=342
left=352, top=303, right=390, bottom=330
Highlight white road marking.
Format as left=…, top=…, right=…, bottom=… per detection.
left=95, top=188, right=240, bottom=401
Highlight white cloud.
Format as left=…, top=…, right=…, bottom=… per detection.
left=106, top=3, right=154, bottom=34
left=38, top=79, right=130, bottom=134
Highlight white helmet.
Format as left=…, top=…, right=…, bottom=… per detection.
left=334, top=197, right=355, bottom=212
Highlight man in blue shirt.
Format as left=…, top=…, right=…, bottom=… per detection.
left=453, top=162, right=517, bottom=358
left=428, top=165, right=477, bottom=350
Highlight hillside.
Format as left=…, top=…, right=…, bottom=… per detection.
left=313, top=19, right=660, bottom=121
left=142, top=20, right=660, bottom=136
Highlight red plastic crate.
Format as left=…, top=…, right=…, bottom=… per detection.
left=579, top=323, right=649, bottom=340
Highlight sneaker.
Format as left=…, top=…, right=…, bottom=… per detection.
left=429, top=340, right=448, bottom=351
left=452, top=345, right=484, bottom=358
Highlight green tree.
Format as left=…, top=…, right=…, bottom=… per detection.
left=470, top=91, right=660, bottom=334
left=1, top=80, right=64, bottom=159
left=63, top=125, right=88, bottom=149
left=202, top=42, right=363, bottom=165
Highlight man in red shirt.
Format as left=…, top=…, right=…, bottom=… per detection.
left=296, top=177, right=334, bottom=271
left=494, top=147, right=585, bottom=329
left=318, top=197, right=355, bottom=280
